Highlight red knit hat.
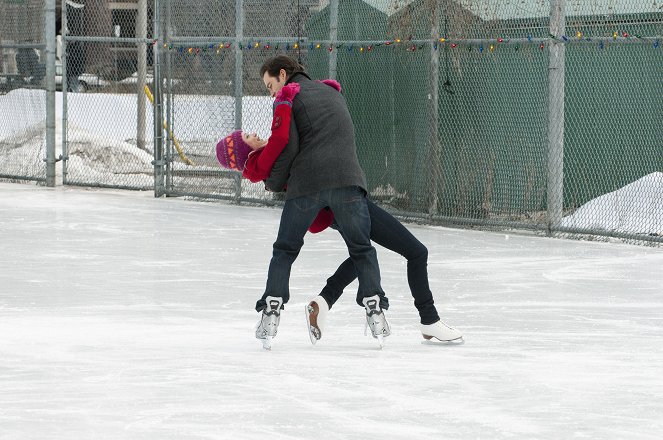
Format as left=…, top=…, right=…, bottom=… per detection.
left=216, top=130, right=251, bottom=171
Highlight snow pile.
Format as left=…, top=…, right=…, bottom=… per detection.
left=0, top=122, right=46, bottom=177
left=0, top=90, right=47, bottom=177
left=0, top=89, right=47, bottom=141
left=562, top=172, right=663, bottom=236
left=65, top=125, right=154, bottom=185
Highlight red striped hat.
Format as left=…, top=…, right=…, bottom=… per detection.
left=216, top=130, right=251, bottom=171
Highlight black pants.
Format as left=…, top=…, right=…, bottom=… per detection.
left=320, top=200, right=440, bottom=325
left=256, top=186, right=387, bottom=312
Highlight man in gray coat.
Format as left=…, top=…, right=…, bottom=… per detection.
left=254, top=55, right=390, bottom=349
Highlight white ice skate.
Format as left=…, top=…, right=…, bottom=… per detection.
left=305, top=296, right=329, bottom=345
left=420, top=320, right=463, bottom=344
left=255, top=296, right=283, bottom=350
left=362, top=295, right=390, bottom=348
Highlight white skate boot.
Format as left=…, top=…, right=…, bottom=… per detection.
left=255, top=296, right=283, bottom=350
left=362, top=295, right=390, bottom=348
left=420, top=320, right=463, bottom=343
left=305, top=296, right=329, bottom=345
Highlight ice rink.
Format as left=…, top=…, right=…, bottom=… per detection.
left=1, top=182, right=662, bottom=439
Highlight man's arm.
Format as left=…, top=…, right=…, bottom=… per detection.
left=264, top=117, right=298, bottom=192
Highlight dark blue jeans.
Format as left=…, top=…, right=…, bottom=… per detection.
left=320, top=200, right=440, bottom=325
left=256, top=186, right=387, bottom=311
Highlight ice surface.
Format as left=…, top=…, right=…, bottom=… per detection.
left=1, top=183, right=662, bottom=439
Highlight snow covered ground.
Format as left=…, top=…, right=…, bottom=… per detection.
left=561, top=172, right=663, bottom=237
left=1, top=182, right=662, bottom=439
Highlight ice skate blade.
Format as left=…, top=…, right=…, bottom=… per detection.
left=421, top=335, right=464, bottom=346
left=261, top=336, right=272, bottom=350
left=309, top=326, right=320, bottom=344
left=377, top=334, right=384, bottom=349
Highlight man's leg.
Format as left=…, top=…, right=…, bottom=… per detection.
left=255, top=194, right=323, bottom=312
left=324, top=186, right=387, bottom=308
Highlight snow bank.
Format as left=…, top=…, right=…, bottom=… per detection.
left=1, top=89, right=273, bottom=185
left=0, top=89, right=47, bottom=142
left=562, top=172, right=663, bottom=236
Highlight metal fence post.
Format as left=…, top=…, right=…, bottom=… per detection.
left=152, top=0, right=164, bottom=196
left=234, top=0, right=243, bottom=131
left=137, top=0, right=147, bottom=155
left=427, top=0, right=441, bottom=216
left=164, top=0, right=173, bottom=193
left=547, top=0, right=566, bottom=233
left=328, top=0, right=338, bottom=80
left=61, top=1, right=69, bottom=184
left=44, top=0, right=56, bottom=187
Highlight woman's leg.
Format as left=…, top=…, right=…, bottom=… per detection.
left=319, top=257, right=356, bottom=309
left=318, top=199, right=440, bottom=324
left=366, top=200, right=440, bottom=325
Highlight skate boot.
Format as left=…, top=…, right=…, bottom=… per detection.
left=305, top=296, right=329, bottom=345
left=362, top=295, right=390, bottom=348
left=420, top=320, right=463, bottom=343
left=255, top=296, right=283, bottom=350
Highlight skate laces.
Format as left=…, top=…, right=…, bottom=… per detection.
left=362, top=296, right=390, bottom=338
left=256, top=298, right=282, bottom=339
left=265, top=298, right=282, bottom=316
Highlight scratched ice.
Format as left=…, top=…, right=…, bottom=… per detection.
left=1, top=183, right=662, bottom=439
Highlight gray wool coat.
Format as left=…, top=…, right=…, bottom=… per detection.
left=265, top=72, right=368, bottom=199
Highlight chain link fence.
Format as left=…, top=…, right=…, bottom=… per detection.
left=153, top=0, right=662, bottom=243
left=61, top=0, right=155, bottom=190
left=0, top=0, right=49, bottom=184
left=152, top=0, right=311, bottom=204
left=2, top=1, right=661, bottom=245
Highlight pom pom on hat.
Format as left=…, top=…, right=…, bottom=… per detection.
left=216, top=130, right=251, bottom=171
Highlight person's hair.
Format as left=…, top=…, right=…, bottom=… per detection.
left=259, top=55, right=305, bottom=79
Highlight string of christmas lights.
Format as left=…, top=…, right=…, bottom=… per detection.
left=154, top=32, right=661, bottom=55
